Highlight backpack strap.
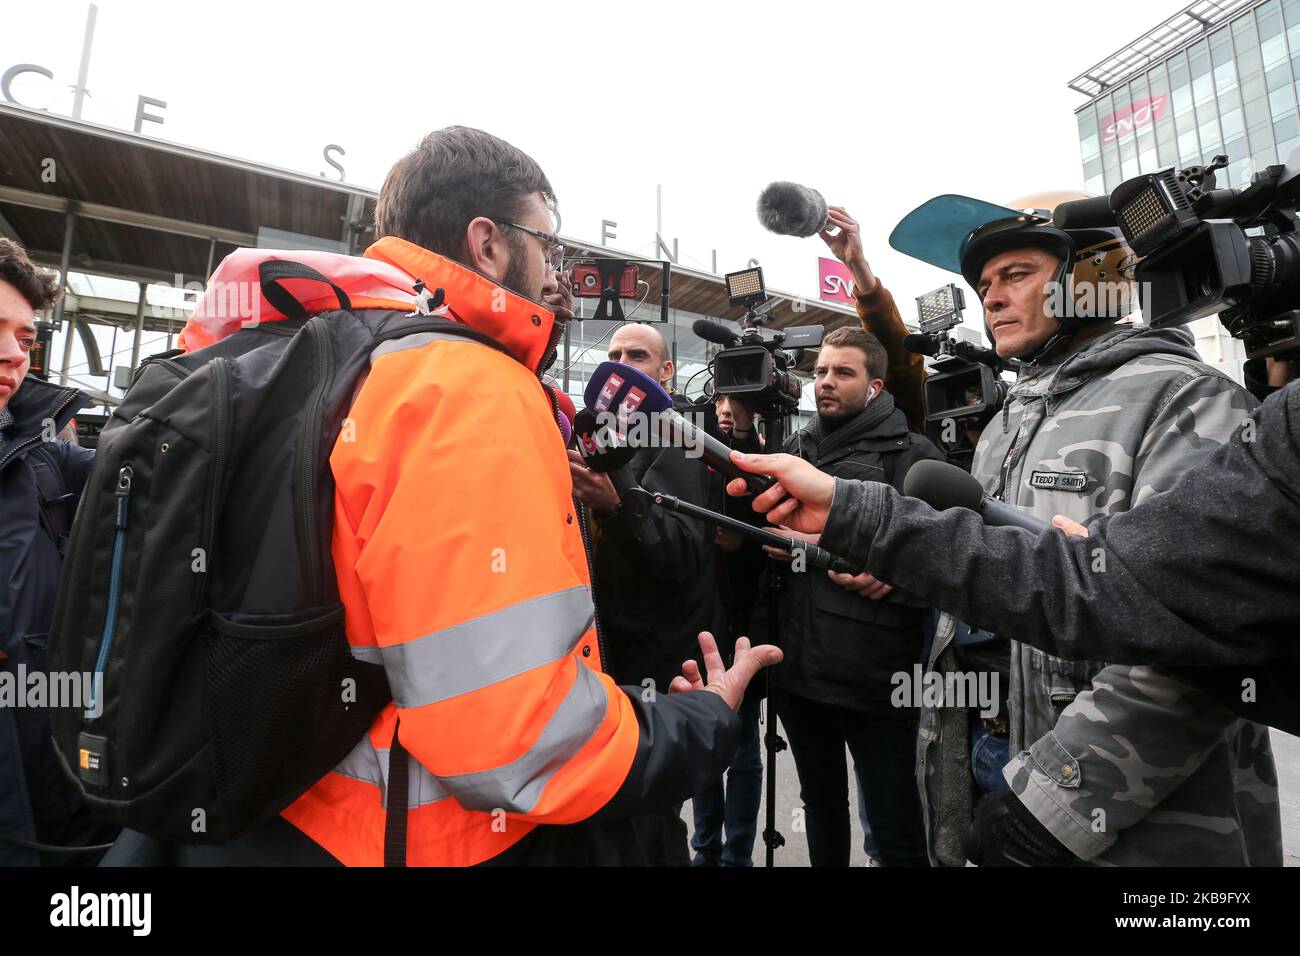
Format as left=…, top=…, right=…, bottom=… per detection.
left=384, top=721, right=409, bottom=868
left=373, top=315, right=510, bottom=352
left=259, top=260, right=353, bottom=320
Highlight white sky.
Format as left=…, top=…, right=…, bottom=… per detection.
left=5, top=0, right=1180, bottom=345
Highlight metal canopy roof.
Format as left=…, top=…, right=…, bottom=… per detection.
left=0, top=102, right=373, bottom=286
left=1066, top=0, right=1260, bottom=99
left=0, top=101, right=857, bottom=400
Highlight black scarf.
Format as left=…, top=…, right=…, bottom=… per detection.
left=801, top=391, right=896, bottom=460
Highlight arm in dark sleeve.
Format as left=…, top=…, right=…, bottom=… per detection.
left=594, top=689, right=741, bottom=819
left=54, top=441, right=96, bottom=495
left=818, top=382, right=1300, bottom=666
left=856, top=281, right=926, bottom=435
left=595, top=447, right=714, bottom=584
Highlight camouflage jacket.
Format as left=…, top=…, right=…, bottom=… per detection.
left=923, top=324, right=1281, bottom=866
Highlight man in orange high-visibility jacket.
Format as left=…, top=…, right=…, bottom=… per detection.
left=268, top=127, right=779, bottom=866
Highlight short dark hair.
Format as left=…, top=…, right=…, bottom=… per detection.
left=0, top=238, right=60, bottom=312
left=374, top=126, right=555, bottom=260
left=820, top=326, right=887, bottom=380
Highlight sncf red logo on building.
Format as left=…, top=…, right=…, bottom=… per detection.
left=1100, top=95, right=1168, bottom=144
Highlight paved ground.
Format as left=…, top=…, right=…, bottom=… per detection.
left=683, top=715, right=1300, bottom=867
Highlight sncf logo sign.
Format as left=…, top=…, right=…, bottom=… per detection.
left=1100, top=95, right=1168, bottom=145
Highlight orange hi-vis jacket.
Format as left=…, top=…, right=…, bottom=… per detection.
left=272, top=237, right=645, bottom=865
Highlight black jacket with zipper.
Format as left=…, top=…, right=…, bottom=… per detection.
left=0, top=375, right=120, bottom=865
left=752, top=395, right=945, bottom=715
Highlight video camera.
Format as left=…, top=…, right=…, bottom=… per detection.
left=697, top=266, right=823, bottom=418
left=903, top=283, right=1008, bottom=465
left=1055, top=149, right=1300, bottom=361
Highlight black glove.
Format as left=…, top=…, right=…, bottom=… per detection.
left=963, top=791, right=1080, bottom=867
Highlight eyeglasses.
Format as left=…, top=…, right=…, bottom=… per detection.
left=495, top=220, right=565, bottom=271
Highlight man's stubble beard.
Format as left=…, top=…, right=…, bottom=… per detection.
left=500, top=234, right=539, bottom=305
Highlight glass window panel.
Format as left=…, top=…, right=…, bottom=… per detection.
left=1270, top=83, right=1296, bottom=118
left=1121, top=153, right=1140, bottom=178
left=1178, top=128, right=1201, bottom=159
left=1176, top=108, right=1199, bottom=134
left=1263, top=33, right=1288, bottom=68
left=1234, top=14, right=1257, bottom=40
left=1274, top=114, right=1298, bottom=143
left=1278, top=135, right=1300, bottom=159
left=1200, top=116, right=1222, bottom=144
left=1156, top=116, right=1175, bottom=145
left=1214, top=60, right=1238, bottom=94
left=1224, top=135, right=1248, bottom=169
left=1138, top=147, right=1158, bottom=172
left=1211, top=27, right=1232, bottom=60
left=1084, top=174, right=1105, bottom=195
left=1193, top=72, right=1216, bottom=103
left=1267, top=62, right=1291, bottom=90
left=1239, top=43, right=1264, bottom=77
left=1246, top=89, right=1273, bottom=129
left=1077, top=107, right=1098, bottom=136
left=1227, top=155, right=1254, bottom=188
left=1081, top=132, right=1100, bottom=161
left=1221, top=107, right=1245, bottom=141
left=1259, top=1, right=1283, bottom=40
left=1084, top=156, right=1103, bottom=178
left=1168, top=53, right=1190, bottom=89
left=1249, top=126, right=1275, bottom=157
left=1188, top=41, right=1211, bottom=76
left=1149, top=63, right=1170, bottom=98
left=1157, top=141, right=1180, bottom=168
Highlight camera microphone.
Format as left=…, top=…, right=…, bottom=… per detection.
left=1051, top=195, right=1116, bottom=230
left=757, top=182, right=829, bottom=238
left=583, top=362, right=775, bottom=495
left=692, top=318, right=743, bottom=348
left=903, top=459, right=1049, bottom=534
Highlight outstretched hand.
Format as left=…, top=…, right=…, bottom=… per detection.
left=669, top=631, right=783, bottom=712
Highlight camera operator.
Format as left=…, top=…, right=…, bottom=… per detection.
left=568, top=322, right=726, bottom=866
left=753, top=326, right=943, bottom=867
left=688, top=393, right=765, bottom=867
left=758, top=192, right=1283, bottom=867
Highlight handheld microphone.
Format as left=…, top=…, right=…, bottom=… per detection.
left=572, top=409, right=658, bottom=540
left=1051, top=195, right=1116, bottom=230
left=757, top=182, right=829, bottom=238
left=903, top=459, right=1049, bottom=534
left=548, top=385, right=576, bottom=446
left=692, top=318, right=742, bottom=348
left=583, top=362, right=775, bottom=494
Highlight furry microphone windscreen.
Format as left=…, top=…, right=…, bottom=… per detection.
left=757, top=181, right=829, bottom=237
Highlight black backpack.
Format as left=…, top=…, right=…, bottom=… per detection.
left=48, top=260, right=506, bottom=844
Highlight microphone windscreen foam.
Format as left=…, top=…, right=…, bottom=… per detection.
left=903, top=459, right=984, bottom=512
left=757, top=181, right=829, bottom=237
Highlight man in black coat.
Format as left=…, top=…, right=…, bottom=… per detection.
left=754, top=325, right=944, bottom=867
left=0, top=239, right=118, bottom=865
left=569, top=321, right=725, bottom=865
